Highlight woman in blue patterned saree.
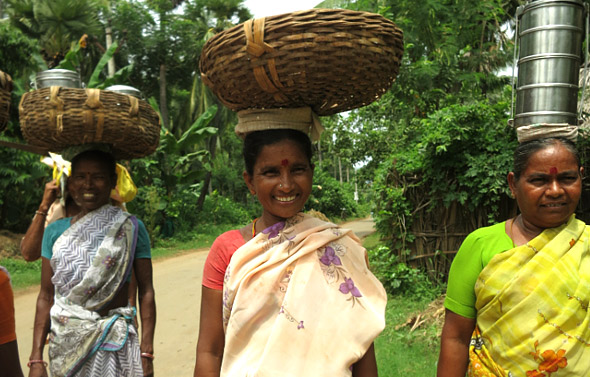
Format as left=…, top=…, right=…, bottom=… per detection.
left=28, top=149, right=156, bottom=377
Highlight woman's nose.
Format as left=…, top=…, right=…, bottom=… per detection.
left=279, top=173, right=294, bottom=190
left=547, top=179, right=564, bottom=196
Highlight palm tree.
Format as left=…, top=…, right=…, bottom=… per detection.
left=5, top=0, right=103, bottom=67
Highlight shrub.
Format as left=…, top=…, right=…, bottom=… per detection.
left=369, top=245, right=441, bottom=299
left=307, top=170, right=359, bottom=220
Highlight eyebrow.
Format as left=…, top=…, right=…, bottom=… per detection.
left=528, top=170, right=578, bottom=177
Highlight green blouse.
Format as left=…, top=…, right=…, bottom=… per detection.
left=444, top=221, right=513, bottom=318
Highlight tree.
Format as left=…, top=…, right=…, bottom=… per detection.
left=4, top=0, right=103, bottom=67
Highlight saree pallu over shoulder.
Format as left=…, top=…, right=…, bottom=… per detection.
left=221, top=213, right=387, bottom=377
left=470, top=215, right=590, bottom=377
left=48, top=204, right=142, bottom=377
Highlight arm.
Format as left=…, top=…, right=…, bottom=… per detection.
left=352, top=342, right=378, bottom=377
left=20, top=181, right=59, bottom=261
left=28, top=258, right=54, bottom=377
left=437, top=309, right=476, bottom=377
left=194, top=286, right=225, bottom=377
left=134, top=258, right=156, bottom=377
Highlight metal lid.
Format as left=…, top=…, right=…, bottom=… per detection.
left=105, top=85, right=142, bottom=98
left=35, top=69, right=81, bottom=89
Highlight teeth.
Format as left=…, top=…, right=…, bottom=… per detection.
left=83, top=193, right=95, bottom=198
left=544, top=203, right=564, bottom=207
left=276, top=195, right=296, bottom=202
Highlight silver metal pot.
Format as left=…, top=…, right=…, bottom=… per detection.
left=514, top=0, right=586, bottom=127
left=34, top=69, right=82, bottom=89
left=104, top=85, right=142, bottom=98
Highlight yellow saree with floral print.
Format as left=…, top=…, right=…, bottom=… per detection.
left=468, top=215, right=590, bottom=377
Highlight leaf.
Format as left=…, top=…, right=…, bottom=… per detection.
left=175, top=105, right=218, bottom=151
left=87, top=41, right=119, bottom=88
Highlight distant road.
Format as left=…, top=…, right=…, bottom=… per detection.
left=14, top=217, right=375, bottom=374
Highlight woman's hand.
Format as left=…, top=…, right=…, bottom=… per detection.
left=194, top=286, right=225, bottom=377
left=27, top=362, right=48, bottom=377
left=437, top=309, right=476, bottom=377
left=142, top=357, right=154, bottom=377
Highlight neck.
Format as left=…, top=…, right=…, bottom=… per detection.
left=256, top=212, right=288, bottom=234
left=513, top=214, right=543, bottom=244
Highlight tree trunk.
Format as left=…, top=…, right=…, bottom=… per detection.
left=159, top=63, right=170, bottom=129
left=317, top=139, right=322, bottom=169
left=196, top=134, right=217, bottom=211
left=338, top=157, right=343, bottom=184
left=105, top=23, right=115, bottom=78
left=346, top=165, right=350, bottom=183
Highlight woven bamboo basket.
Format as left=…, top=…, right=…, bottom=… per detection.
left=19, top=87, right=160, bottom=159
left=200, top=8, right=404, bottom=116
left=0, top=70, right=13, bottom=131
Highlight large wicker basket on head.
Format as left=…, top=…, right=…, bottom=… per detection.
left=0, top=70, right=13, bottom=131
left=200, top=8, right=404, bottom=116
left=19, top=87, right=161, bottom=159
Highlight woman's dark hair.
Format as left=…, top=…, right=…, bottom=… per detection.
left=71, top=149, right=117, bottom=181
left=513, top=137, right=581, bottom=181
left=243, top=129, right=313, bottom=175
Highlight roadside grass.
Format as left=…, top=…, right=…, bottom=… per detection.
left=363, top=232, right=441, bottom=376
left=375, top=295, right=440, bottom=376
left=0, top=257, right=41, bottom=290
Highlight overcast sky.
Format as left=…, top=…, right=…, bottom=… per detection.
left=243, top=0, right=321, bottom=18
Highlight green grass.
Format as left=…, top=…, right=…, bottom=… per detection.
left=362, top=232, right=441, bottom=377
left=375, top=295, right=440, bottom=376
left=0, top=257, right=42, bottom=290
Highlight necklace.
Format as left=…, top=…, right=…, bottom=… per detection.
left=252, top=218, right=258, bottom=237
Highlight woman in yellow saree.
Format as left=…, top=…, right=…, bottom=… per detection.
left=438, top=137, right=590, bottom=377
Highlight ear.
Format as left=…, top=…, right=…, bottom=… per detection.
left=580, top=166, right=585, bottom=178
left=243, top=171, right=255, bottom=195
left=310, top=163, right=315, bottom=174
left=507, top=172, right=516, bottom=198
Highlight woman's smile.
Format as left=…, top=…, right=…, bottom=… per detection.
left=244, top=139, right=314, bottom=225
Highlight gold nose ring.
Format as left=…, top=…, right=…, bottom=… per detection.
left=279, top=184, right=283, bottom=188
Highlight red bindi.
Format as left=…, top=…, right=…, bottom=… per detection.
left=549, top=167, right=558, bottom=175
left=281, top=159, right=289, bottom=166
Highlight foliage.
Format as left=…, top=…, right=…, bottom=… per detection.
left=0, top=258, right=42, bottom=290
left=4, top=0, right=103, bottom=67
left=0, top=140, right=48, bottom=232
left=198, top=191, right=253, bottom=226
left=307, top=170, right=359, bottom=220
left=369, top=244, right=442, bottom=298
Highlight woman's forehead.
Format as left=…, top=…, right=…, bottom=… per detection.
left=525, top=144, right=578, bottom=171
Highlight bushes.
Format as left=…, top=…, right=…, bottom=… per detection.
left=369, top=245, right=442, bottom=299
left=307, top=170, right=360, bottom=220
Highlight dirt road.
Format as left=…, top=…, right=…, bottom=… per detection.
left=14, top=218, right=374, bottom=374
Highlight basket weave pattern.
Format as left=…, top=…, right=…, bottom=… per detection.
left=200, top=9, right=404, bottom=116
left=19, top=87, right=160, bottom=159
left=0, top=70, right=13, bottom=131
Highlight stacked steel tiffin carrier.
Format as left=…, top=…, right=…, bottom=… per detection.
left=0, top=69, right=12, bottom=132
left=199, top=8, right=404, bottom=121
left=19, top=69, right=160, bottom=159
left=511, top=0, right=588, bottom=142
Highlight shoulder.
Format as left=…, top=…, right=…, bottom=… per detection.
left=212, top=229, right=245, bottom=251
left=45, top=217, right=71, bottom=235
left=464, top=221, right=506, bottom=241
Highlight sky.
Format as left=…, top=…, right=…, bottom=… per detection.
left=243, top=0, right=321, bottom=18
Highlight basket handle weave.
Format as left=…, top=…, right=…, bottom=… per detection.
left=244, top=18, right=288, bottom=103
left=49, top=86, right=65, bottom=133
left=84, top=89, right=105, bottom=142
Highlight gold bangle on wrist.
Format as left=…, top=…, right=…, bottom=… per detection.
left=35, top=210, right=47, bottom=217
